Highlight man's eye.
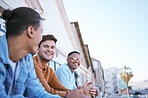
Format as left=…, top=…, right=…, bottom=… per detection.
left=44, top=45, right=48, bottom=48
left=51, top=46, right=55, bottom=49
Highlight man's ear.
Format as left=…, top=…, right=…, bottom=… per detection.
left=67, top=58, right=69, bottom=63
left=37, top=47, right=40, bottom=54
left=26, top=26, right=35, bottom=38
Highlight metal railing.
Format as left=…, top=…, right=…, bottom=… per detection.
left=48, top=60, right=61, bottom=71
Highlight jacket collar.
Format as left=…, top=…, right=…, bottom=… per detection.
left=0, top=18, right=9, bottom=65
left=0, top=34, right=10, bottom=65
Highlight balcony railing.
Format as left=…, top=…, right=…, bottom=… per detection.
left=48, top=60, right=61, bottom=71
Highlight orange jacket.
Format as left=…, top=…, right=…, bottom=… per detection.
left=33, top=56, right=70, bottom=97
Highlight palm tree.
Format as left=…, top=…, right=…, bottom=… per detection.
left=120, top=66, right=133, bottom=84
left=119, top=66, right=133, bottom=95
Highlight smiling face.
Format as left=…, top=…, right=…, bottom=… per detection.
left=37, top=40, right=56, bottom=62
left=67, top=53, right=81, bottom=71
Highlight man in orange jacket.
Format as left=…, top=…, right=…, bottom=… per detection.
left=33, top=34, right=69, bottom=97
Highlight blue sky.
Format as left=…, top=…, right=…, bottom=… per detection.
left=62, top=0, right=148, bottom=81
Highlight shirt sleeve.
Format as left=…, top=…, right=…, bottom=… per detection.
left=24, top=55, right=60, bottom=98
left=48, top=69, right=71, bottom=97
left=56, top=68, right=72, bottom=89
left=48, top=68, right=69, bottom=91
left=34, top=63, right=69, bottom=97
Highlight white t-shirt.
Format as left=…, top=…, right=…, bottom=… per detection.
left=8, top=59, right=17, bottom=95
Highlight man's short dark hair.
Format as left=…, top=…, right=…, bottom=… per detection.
left=67, top=51, right=80, bottom=57
left=38, top=34, right=57, bottom=48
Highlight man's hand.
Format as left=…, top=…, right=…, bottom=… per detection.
left=82, top=80, right=92, bottom=96
left=66, top=86, right=91, bottom=98
left=82, top=80, right=99, bottom=98
left=89, top=86, right=98, bottom=98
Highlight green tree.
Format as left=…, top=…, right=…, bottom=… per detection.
left=120, top=66, right=133, bottom=85
left=119, top=66, right=133, bottom=95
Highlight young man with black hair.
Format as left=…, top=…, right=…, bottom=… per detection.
left=56, top=51, right=98, bottom=98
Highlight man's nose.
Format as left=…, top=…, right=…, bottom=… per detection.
left=47, top=47, right=52, bottom=51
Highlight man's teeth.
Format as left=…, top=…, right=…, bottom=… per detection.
left=73, top=63, right=78, bottom=65
left=46, top=53, right=51, bottom=55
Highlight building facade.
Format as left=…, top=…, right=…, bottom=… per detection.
left=92, top=58, right=105, bottom=97
left=104, top=67, right=121, bottom=95
left=0, top=0, right=96, bottom=86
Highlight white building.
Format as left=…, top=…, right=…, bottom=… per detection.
left=0, top=0, right=95, bottom=86
left=104, top=67, right=120, bottom=95
left=92, top=58, right=105, bottom=96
